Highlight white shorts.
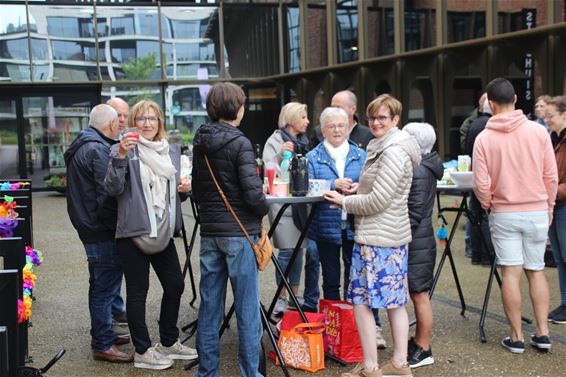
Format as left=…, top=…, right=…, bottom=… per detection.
left=488, top=211, right=549, bottom=271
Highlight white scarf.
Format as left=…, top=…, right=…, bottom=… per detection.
left=323, top=139, right=349, bottom=220
left=137, top=137, right=177, bottom=219
left=323, top=139, right=349, bottom=178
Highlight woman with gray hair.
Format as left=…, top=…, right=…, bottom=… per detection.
left=402, top=122, right=444, bottom=369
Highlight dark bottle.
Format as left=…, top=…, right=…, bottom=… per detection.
left=254, top=144, right=264, bottom=181
left=290, top=152, right=309, bottom=196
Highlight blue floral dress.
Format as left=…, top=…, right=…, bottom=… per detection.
left=347, top=243, right=409, bottom=309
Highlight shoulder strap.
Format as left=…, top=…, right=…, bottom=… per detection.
left=204, top=154, right=255, bottom=247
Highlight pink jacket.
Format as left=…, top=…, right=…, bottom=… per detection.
left=472, top=109, right=558, bottom=213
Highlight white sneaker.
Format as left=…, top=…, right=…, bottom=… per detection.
left=376, top=326, right=387, bottom=349
left=273, top=297, right=289, bottom=317
left=155, top=339, right=198, bottom=360
left=134, top=346, right=174, bottom=370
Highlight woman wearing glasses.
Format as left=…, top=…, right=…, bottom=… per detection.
left=104, top=100, right=196, bottom=370
left=324, top=94, right=421, bottom=377
left=306, top=107, right=365, bottom=303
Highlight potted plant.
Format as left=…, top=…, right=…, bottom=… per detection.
left=44, top=175, right=67, bottom=193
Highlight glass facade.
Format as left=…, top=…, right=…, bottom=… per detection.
left=336, top=0, right=358, bottom=63
left=367, top=0, right=394, bottom=58
left=446, top=0, right=486, bottom=43
left=0, top=3, right=31, bottom=81
left=404, top=0, right=436, bottom=51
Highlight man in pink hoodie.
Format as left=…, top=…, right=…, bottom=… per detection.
left=473, top=77, right=558, bottom=354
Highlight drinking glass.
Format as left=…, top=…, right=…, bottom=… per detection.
left=124, top=127, right=140, bottom=160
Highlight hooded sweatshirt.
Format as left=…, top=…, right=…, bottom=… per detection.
left=472, top=109, right=558, bottom=213
left=342, top=127, right=422, bottom=247
left=192, top=122, right=268, bottom=236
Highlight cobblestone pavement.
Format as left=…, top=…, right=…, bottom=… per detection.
left=26, top=193, right=566, bottom=376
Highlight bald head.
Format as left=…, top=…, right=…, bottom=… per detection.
left=331, top=90, right=357, bottom=129
left=106, top=97, right=129, bottom=130
left=90, top=104, right=119, bottom=140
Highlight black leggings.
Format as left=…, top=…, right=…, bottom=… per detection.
left=116, top=238, right=184, bottom=354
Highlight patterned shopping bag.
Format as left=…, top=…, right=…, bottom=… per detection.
left=276, top=322, right=325, bottom=372
left=320, top=299, right=363, bottom=363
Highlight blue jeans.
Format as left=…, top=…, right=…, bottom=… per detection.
left=84, top=240, right=124, bottom=352
left=303, top=239, right=321, bottom=310
left=197, top=236, right=262, bottom=377
left=549, top=204, right=566, bottom=305
left=275, top=247, right=304, bottom=287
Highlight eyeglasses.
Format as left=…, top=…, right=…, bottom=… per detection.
left=325, top=123, right=346, bottom=131
left=135, top=116, right=158, bottom=124
left=367, top=115, right=394, bottom=123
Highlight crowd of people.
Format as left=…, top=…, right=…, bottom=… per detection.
left=63, top=77, right=563, bottom=377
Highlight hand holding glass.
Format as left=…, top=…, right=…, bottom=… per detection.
left=124, top=127, right=140, bottom=160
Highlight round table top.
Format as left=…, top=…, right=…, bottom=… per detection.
left=265, top=195, right=325, bottom=204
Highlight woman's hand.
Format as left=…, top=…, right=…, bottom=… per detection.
left=342, top=182, right=359, bottom=195
left=117, top=132, right=139, bottom=158
left=334, top=178, right=353, bottom=192
left=177, top=179, right=192, bottom=193
left=323, top=190, right=344, bottom=207
left=280, top=141, right=294, bottom=155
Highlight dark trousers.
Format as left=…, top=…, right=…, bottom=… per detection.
left=469, top=193, right=493, bottom=264
left=317, top=230, right=354, bottom=300
left=117, top=238, right=184, bottom=354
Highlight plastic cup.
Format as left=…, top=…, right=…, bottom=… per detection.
left=125, top=127, right=140, bottom=140
left=267, top=167, right=275, bottom=194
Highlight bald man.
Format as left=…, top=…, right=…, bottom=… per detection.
left=106, top=97, right=129, bottom=131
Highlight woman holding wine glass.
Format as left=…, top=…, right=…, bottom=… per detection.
left=104, top=100, right=196, bottom=370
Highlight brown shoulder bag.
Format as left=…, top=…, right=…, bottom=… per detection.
left=204, top=155, right=272, bottom=271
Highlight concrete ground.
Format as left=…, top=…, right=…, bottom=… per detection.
left=25, top=193, right=566, bottom=376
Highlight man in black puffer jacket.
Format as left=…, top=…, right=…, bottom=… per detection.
left=404, top=122, right=444, bottom=369
left=65, top=104, right=132, bottom=363
left=192, top=82, right=268, bottom=377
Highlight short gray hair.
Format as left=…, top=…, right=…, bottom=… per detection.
left=403, top=122, right=436, bottom=154
left=89, top=104, right=118, bottom=130
left=320, top=107, right=348, bottom=128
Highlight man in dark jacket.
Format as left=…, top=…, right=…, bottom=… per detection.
left=465, top=96, right=493, bottom=266
left=404, top=122, right=444, bottom=369
left=310, top=90, right=374, bottom=150
left=64, top=104, right=132, bottom=363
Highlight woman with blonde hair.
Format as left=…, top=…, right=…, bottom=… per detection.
left=263, top=102, right=320, bottom=314
left=105, top=100, right=196, bottom=370
left=325, top=94, right=421, bottom=377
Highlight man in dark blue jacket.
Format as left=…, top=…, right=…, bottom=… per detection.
left=64, top=104, right=132, bottom=363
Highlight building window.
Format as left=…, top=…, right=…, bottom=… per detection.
left=286, top=5, right=300, bottom=72
left=336, top=0, right=358, bottom=63
left=367, top=0, right=394, bottom=58
left=447, top=0, right=486, bottom=43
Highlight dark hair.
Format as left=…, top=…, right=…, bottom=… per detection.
left=206, top=82, right=246, bottom=122
left=546, top=95, right=566, bottom=114
left=486, top=77, right=515, bottom=105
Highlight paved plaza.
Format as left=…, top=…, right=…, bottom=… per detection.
left=26, top=193, right=566, bottom=376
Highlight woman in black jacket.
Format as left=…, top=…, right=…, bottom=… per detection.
left=192, top=82, right=269, bottom=377
left=403, top=122, right=444, bottom=369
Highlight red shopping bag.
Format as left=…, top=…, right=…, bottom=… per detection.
left=279, top=310, right=328, bottom=351
left=276, top=322, right=325, bottom=372
left=319, top=299, right=363, bottom=363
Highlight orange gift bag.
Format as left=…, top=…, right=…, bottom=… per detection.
left=276, top=322, right=325, bottom=372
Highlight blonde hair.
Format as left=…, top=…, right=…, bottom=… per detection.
left=129, top=100, right=167, bottom=141
left=278, top=102, right=307, bottom=129
left=367, top=94, right=402, bottom=118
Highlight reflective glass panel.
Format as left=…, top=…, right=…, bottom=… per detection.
left=0, top=4, right=31, bottom=81
left=337, top=0, right=358, bottom=63
left=223, top=4, right=279, bottom=77
left=165, top=84, right=210, bottom=146
left=101, top=84, right=163, bottom=110
left=27, top=4, right=99, bottom=81
left=284, top=4, right=300, bottom=72
left=367, top=0, right=394, bottom=58
left=0, top=99, right=18, bottom=179
left=447, top=0, right=486, bottom=43
left=160, top=6, right=220, bottom=80
left=97, top=6, right=163, bottom=81
left=404, top=0, right=436, bottom=51
left=307, top=1, right=328, bottom=68
left=497, top=0, right=548, bottom=33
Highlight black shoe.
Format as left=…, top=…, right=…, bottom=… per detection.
left=114, top=312, right=128, bottom=325
left=408, top=344, right=434, bottom=368
left=548, top=305, right=566, bottom=322
left=501, top=336, right=524, bottom=354
left=407, top=337, right=417, bottom=357
left=530, top=333, right=551, bottom=350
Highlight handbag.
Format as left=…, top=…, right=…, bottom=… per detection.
left=319, top=299, right=363, bottom=363
left=204, top=155, right=272, bottom=271
left=276, top=322, right=325, bottom=372
left=131, top=209, right=171, bottom=255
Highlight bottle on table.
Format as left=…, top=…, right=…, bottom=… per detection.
left=290, top=150, right=309, bottom=197
left=280, top=151, right=292, bottom=182
left=254, top=144, right=264, bottom=181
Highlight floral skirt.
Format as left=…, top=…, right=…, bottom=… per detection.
left=347, top=243, right=409, bottom=309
